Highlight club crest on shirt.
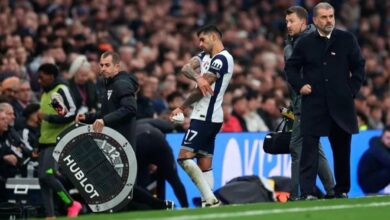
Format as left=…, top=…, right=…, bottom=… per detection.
left=202, top=61, right=210, bottom=70
left=107, top=90, right=113, bottom=100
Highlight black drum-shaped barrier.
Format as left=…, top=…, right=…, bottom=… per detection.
left=53, top=123, right=137, bottom=212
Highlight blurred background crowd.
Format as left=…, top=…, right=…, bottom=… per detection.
left=1, top=0, right=389, bottom=134
left=0, top=0, right=389, bottom=207
left=0, top=0, right=389, bottom=132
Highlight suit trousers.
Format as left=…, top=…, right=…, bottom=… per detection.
left=289, top=115, right=335, bottom=198
left=300, top=120, right=351, bottom=196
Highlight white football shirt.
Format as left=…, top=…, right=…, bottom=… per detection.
left=190, top=49, right=234, bottom=123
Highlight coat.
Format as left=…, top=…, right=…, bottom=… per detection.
left=68, top=78, right=98, bottom=113
left=285, top=29, right=365, bottom=136
left=283, top=24, right=316, bottom=115
left=86, top=71, right=139, bottom=149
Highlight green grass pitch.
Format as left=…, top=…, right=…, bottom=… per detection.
left=50, top=195, right=390, bottom=220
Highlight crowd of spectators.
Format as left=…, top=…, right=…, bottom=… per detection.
left=0, top=0, right=389, bottom=205
left=0, top=0, right=388, bottom=133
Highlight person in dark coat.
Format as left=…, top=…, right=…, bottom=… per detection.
left=77, top=51, right=138, bottom=149
left=358, top=126, right=390, bottom=194
left=283, top=5, right=335, bottom=201
left=68, top=55, right=98, bottom=114
left=285, top=2, right=365, bottom=199
left=0, top=110, right=18, bottom=203
left=136, top=123, right=189, bottom=207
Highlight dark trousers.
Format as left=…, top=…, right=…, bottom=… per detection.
left=289, top=115, right=335, bottom=198
left=300, top=120, right=351, bottom=196
left=38, top=146, right=73, bottom=217
left=137, top=131, right=189, bottom=208
left=359, top=169, right=390, bottom=194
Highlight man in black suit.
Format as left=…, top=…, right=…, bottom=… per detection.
left=284, top=6, right=335, bottom=201
left=285, top=2, right=365, bottom=199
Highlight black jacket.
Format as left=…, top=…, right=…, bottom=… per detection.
left=86, top=71, right=139, bottom=149
left=284, top=24, right=316, bottom=115
left=135, top=123, right=172, bottom=168
left=0, top=128, right=26, bottom=178
left=285, top=29, right=365, bottom=135
left=68, top=78, right=98, bottom=113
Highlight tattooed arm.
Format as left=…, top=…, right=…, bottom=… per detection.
left=171, top=73, right=217, bottom=117
left=181, top=56, right=214, bottom=96
left=181, top=56, right=201, bottom=81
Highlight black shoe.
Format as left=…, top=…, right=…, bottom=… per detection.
left=335, top=192, right=348, bottom=199
left=301, top=195, right=318, bottom=201
left=165, top=200, right=175, bottom=210
left=204, top=199, right=221, bottom=207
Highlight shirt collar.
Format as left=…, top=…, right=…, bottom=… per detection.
left=318, top=30, right=332, bottom=39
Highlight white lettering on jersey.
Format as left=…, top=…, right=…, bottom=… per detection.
left=210, top=59, right=223, bottom=71
left=107, top=90, right=113, bottom=100
left=210, top=59, right=223, bottom=78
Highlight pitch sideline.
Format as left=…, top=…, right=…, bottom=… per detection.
left=133, top=201, right=390, bottom=220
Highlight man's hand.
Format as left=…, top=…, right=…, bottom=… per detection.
left=3, top=154, right=18, bottom=166
left=181, top=57, right=213, bottom=96
left=170, top=107, right=184, bottom=120
left=93, top=119, right=105, bottom=133
left=197, top=76, right=214, bottom=96
left=76, top=113, right=86, bottom=122
left=300, top=84, right=312, bottom=95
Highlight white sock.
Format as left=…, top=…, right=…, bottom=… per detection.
left=179, top=159, right=217, bottom=203
left=201, top=169, right=214, bottom=207
left=203, top=169, right=214, bottom=189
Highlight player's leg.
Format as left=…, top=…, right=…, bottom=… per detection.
left=38, top=146, right=60, bottom=217
left=198, top=156, right=215, bottom=206
left=177, top=120, right=219, bottom=207
left=196, top=120, right=222, bottom=207
left=198, top=156, right=214, bottom=188
left=38, top=146, right=81, bottom=217
left=177, top=149, right=218, bottom=206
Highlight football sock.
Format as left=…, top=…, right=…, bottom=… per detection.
left=201, top=169, right=214, bottom=207
left=178, top=159, right=217, bottom=203
left=203, top=169, right=214, bottom=189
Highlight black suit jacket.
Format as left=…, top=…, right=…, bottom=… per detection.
left=285, top=29, right=365, bottom=136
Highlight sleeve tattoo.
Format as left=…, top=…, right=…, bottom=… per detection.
left=181, top=88, right=204, bottom=108
left=180, top=57, right=201, bottom=81
left=181, top=72, right=218, bottom=108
